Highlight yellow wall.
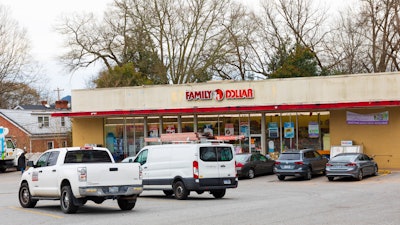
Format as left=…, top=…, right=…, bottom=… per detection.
left=330, top=108, right=400, bottom=169
left=72, top=118, right=104, bottom=147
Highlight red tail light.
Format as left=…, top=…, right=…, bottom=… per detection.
left=274, top=162, right=281, bottom=165
left=236, top=162, right=244, bottom=168
left=193, top=161, right=199, bottom=179
left=294, top=161, right=304, bottom=165
left=346, top=163, right=357, bottom=167
left=326, top=163, right=333, bottom=167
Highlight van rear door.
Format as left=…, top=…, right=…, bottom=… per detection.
left=198, top=146, right=236, bottom=179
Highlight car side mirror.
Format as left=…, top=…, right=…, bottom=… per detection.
left=27, top=161, right=35, bottom=168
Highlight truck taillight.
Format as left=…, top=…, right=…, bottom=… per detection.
left=77, top=167, right=87, bottom=182
left=193, top=161, right=199, bottom=179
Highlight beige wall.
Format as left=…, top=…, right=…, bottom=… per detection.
left=330, top=108, right=400, bottom=169
left=72, top=72, right=400, bottom=112
left=72, top=118, right=104, bottom=147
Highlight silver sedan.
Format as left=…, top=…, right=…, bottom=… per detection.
left=325, top=153, right=378, bottom=181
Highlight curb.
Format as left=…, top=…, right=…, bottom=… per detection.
left=378, top=169, right=391, bottom=174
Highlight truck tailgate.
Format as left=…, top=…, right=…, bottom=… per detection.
left=84, top=163, right=141, bottom=186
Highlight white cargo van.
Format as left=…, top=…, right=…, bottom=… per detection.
left=133, top=142, right=238, bottom=200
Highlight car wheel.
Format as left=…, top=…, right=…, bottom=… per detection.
left=211, top=189, right=226, bottom=199
left=163, top=190, right=174, bottom=196
left=60, top=185, right=79, bottom=214
left=247, top=169, right=255, bottom=179
left=19, top=183, right=38, bottom=208
left=373, top=166, right=379, bottom=176
left=277, top=175, right=285, bottom=181
left=305, top=169, right=312, bottom=180
left=356, top=170, right=363, bottom=181
left=327, top=177, right=334, bottom=181
left=117, top=198, right=136, bottom=210
left=173, top=181, right=189, bottom=200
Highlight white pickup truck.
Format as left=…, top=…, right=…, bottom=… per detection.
left=18, top=146, right=143, bottom=214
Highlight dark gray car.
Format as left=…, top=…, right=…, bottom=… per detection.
left=274, top=149, right=328, bottom=180
left=326, top=153, right=378, bottom=181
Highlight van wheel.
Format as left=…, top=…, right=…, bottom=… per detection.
left=211, top=189, right=226, bottom=199
left=19, top=183, right=37, bottom=208
left=60, top=185, right=79, bottom=214
left=163, top=190, right=174, bottom=196
left=118, top=199, right=136, bottom=210
left=173, top=181, right=189, bottom=200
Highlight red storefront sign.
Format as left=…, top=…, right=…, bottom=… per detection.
left=185, top=88, right=254, bottom=101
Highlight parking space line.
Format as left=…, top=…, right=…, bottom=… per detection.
left=9, top=206, right=64, bottom=219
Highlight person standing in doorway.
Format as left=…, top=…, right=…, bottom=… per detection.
left=18, top=151, right=26, bottom=174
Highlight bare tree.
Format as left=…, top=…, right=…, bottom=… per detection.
left=358, top=0, right=400, bottom=72
left=0, top=5, right=41, bottom=108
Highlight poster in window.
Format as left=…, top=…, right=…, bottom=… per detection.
left=268, top=122, right=279, bottom=138
left=225, top=123, right=234, bottom=136
left=284, top=122, right=294, bottom=138
left=240, top=122, right=249, bottom=137
left=308, top=121, right=319, bottom=138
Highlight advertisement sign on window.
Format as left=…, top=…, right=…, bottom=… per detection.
left=284, top=122, right=294, bottom=138
left=268, top=122, right=279, bottom=138
left=225, top=123, right=234, bottom=136
left=308, top=121, right=319, bottom=138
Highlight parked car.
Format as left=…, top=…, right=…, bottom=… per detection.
left=274, top=149, right=328, bottom=180
left=325, top=153, right=378, bottom=181
left=235, top=152, right=275, bottom=179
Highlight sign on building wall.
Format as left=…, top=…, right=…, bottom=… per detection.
left=284, top=122, right=294, bottom=138
left=185, top=88, right=254, bottom=101
left=346, top=111, right=389, bottom=125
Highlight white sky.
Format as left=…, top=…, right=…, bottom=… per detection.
left=2, top=0, right=354, bottom=99
left=2, top=0, right=114, bottom=98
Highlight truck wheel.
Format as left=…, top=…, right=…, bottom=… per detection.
left=0, top=167, right=6, bottom=173
left=173, top=181, right=189, bottom=200
left=211, top=189, right=226, bottom=199
left=19, top=183, right=37, bottom=208
left=163, top=190, right=174, bottom=196
left=60, top=185, right=79, bottom=214
left=118, top=199, right=136, bottom=210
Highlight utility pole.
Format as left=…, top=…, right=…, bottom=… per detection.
left=54, top=88, right=64, bottom=100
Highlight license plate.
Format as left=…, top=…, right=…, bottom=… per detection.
left=283, top=165, right=292, bottom=169
left=109, top=187, right=119, bottom=193
left=223, top=179, right=231, bottom=185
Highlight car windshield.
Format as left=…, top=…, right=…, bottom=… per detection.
left=235, top=154, right=250, bottom=163
left=278, top=153, right=300, bottom=160
left=330, top=154, right=357, bottom=162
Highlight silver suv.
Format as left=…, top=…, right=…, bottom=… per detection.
left=274, top=149, right=328, bottom=180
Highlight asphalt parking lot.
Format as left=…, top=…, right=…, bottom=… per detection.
left=1, top=169, right=400, bottom=225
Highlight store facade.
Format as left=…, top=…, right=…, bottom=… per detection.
left=53, top=72, right=400, bottom=169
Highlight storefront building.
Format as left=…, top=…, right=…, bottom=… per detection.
left=53, top=72, right=400, bottom=169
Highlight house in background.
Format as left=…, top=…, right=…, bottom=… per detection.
left=0, top=99, right=71, bottom=153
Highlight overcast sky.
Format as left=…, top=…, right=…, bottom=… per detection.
left=2, top=0, right=353, bottom=99
left=2, top=0, right=113, bottom=99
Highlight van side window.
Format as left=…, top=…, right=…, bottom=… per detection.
left=217, top=147, right=233, bottom=161
left=200, top=147, right=217, bottom=161
left=134, top=149, right=148, bottom=165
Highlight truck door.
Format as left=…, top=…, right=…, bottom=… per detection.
left=31, top=151, right=60, bottom=196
